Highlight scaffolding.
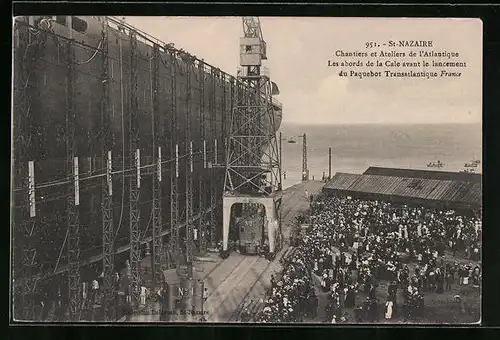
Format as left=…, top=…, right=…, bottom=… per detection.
left=128, top=30, right=141, bottom=305
left=169, top=50, right=180, bottom=268
left=100, top=21, right=115, bottom=321
left=14, top=21, right=48, bottom=321
left=12, top=16, right=257, bottom=320
left=198, top=61, right=207, bottom=254
left=151, top=43, right=163, bottom=291
left=66, top=30, right=82, bottom=320
left=185, top=62, right=194, bottom=266
left=209, top=68, right=218, bottom=247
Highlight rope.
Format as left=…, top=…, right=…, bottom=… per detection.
left=53, top=227, right=69, bottom=274
left=75, top=37, right=104, bottom=65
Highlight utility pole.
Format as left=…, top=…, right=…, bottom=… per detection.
left=328, top=146, right=332, bottom=180
left=301, top=133, right=308, bottom=181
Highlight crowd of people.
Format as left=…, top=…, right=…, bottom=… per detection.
left=258, top=247, right=317, bottom=322
left=257, top=193, right=482, bottom=323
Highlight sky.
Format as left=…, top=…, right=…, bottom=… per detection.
left=125, top=16, right=482, bottom=125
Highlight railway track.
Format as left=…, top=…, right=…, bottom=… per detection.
left=118, top=181, right=323, bottom=323
left=226, top=181, right=324, bottom=322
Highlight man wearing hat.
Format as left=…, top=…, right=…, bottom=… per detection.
left=388, top=281, right=397, bottom=303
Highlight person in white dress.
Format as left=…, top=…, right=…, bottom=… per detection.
left=140, top=286, right=147, bottom=306
left=385, top=299, right=394, bottom=320
left=89, top=279, right=99, bottom=305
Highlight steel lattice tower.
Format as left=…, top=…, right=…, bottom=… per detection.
left=128, top=30, right=141, bottom=304
left=66, top=35, right=82, bottom=321
left=14, top=19, right=47, bottom=320
left=208, top=68, right=217, bottom=247
left=100, top=21, right=115, bottom=321
left=198, top=62, right=207, bottom=253
left=224, top=17, right=281, bottom=195
left=152, top=44, right=163, bottom=290
left=221, top=17, right=282, bottom=254
left=185, top=63, right=194, bottom=266
left=169, top=51, right=179, bottom=268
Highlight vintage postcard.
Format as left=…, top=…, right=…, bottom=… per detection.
left=11, top=16, right=482, bottom=324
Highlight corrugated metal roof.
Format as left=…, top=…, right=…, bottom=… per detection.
left=324, top=172, right=361, bottom=191
left=324, top=169, right=481, bottom=208
left=363, top=166, right=482, bottom=184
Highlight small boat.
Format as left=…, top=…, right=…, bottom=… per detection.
left=468, top=154, right=480, bottom=165
left=427, top=160, right=444, bottom=168
left=464, top=162, right=478, bottom=168
left=287, top=138, right=297, bottom=144
left=460, top=168, right=476, bottom=173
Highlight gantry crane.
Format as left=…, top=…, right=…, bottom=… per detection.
left=221, top=17, right=283, bottom=258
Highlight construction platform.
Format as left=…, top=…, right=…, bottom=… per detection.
left=126, top=180, right=324, bottom=322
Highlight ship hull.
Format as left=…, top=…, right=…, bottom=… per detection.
left=12, top=16, right=282, bottom=304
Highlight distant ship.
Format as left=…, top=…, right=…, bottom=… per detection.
left=427, top=160, right=444, bottom=168
left=464, top=162, right=478, bottom=168
left=287, top=137, right=297, bottom=144
left=465, top=155, right=481, bottom=167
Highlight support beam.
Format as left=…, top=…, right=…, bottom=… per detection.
left=128, top=30, right=141, bottom=305
left=209, top=68, right=217, bottom=247
left=185, top=63, right=194, bottom=266
left=279, top=132, right=283, bottom=182
left=221, top=73, right=227, bottom=167
left=14, top=23, right=47, bottom=321
left=169, top=52, right=179, bottom=268
left=198, top=61, right=207, bottom=254
left=66, top=36, right=82, bottom=321
left=100, top=23, right=115, bottom=321
left=218, top=73, right=229, bottom=234
left=152, top=44, right=163, bottom=290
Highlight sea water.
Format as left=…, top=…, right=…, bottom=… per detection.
left=278, top=123, right=482, bottom=189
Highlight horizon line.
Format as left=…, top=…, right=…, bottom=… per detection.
left=281, top=122, right=482, bottom=126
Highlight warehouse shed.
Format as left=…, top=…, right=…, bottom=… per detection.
left=323, top=167, right=482, bottom=211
